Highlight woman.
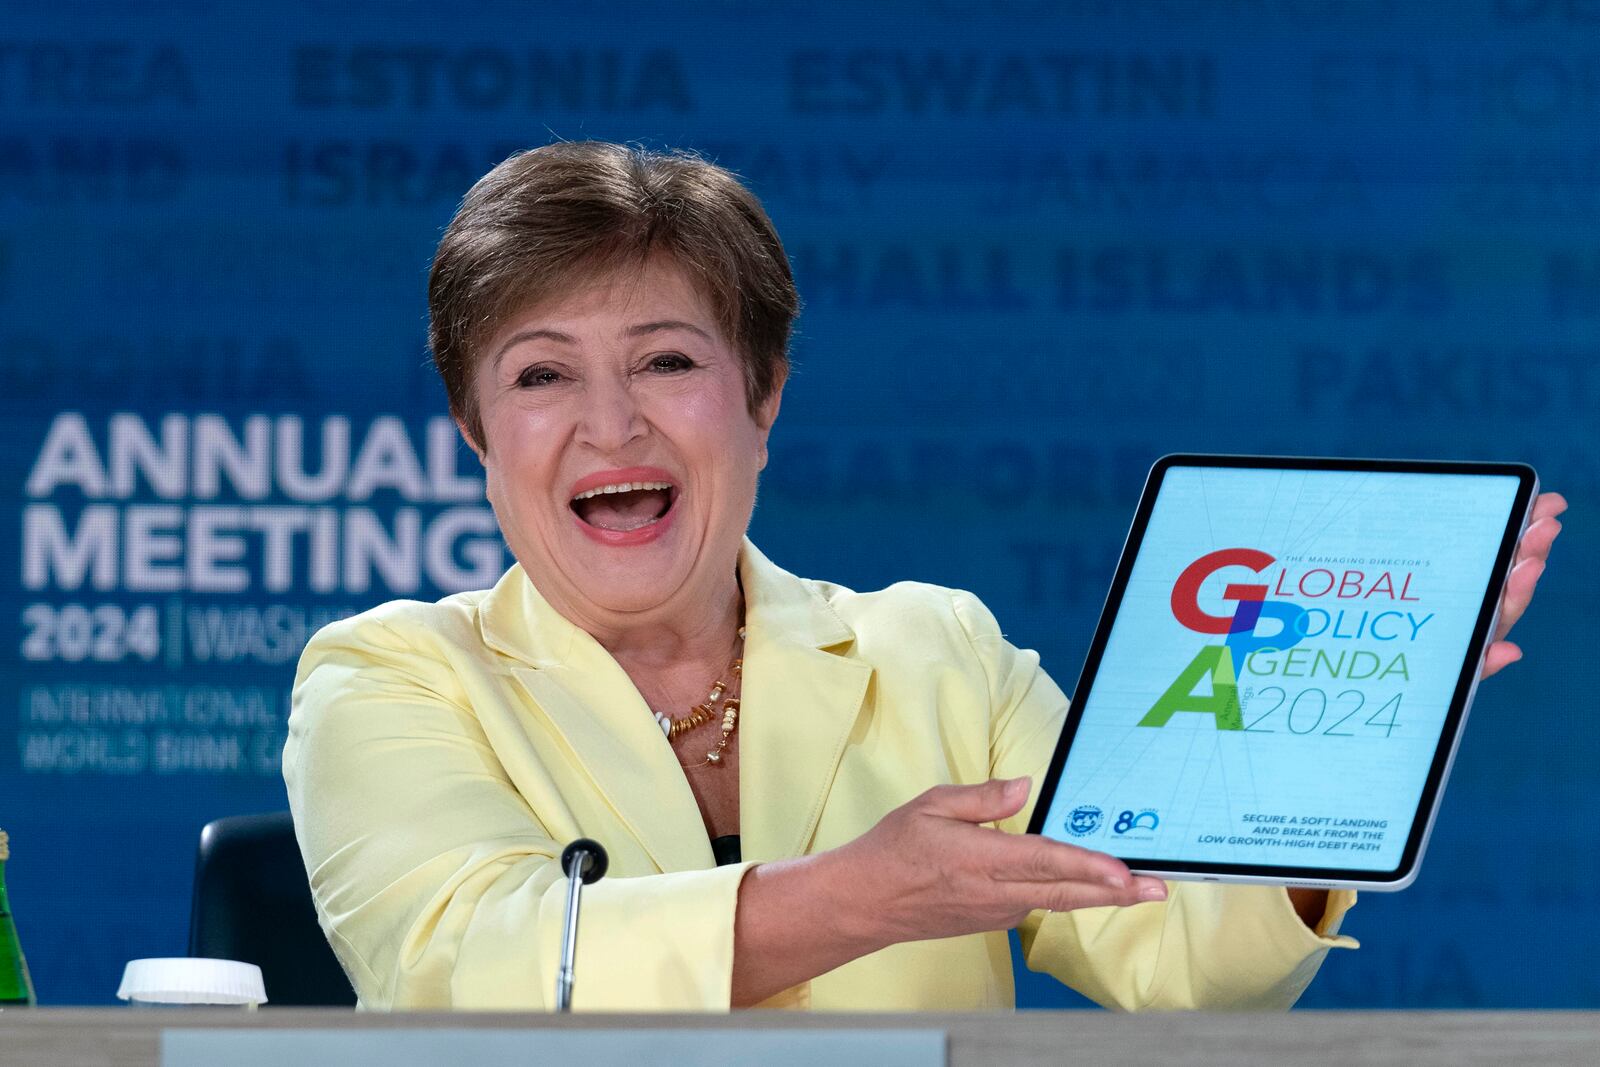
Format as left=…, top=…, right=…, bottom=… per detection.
left=284, top=141, right=1564, bottom=1011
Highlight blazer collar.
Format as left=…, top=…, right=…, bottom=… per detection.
left=478, top=558, right=579, bottom=669
left=478, top=541, right=872, bottom=870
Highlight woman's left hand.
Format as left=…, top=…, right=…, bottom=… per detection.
left=1481, top=491, right=1567, bottom=679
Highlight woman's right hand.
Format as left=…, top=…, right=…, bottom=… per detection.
left=732, top=776, right=1167, bottom=1005
left=830, top=776, right=1168, bottom=951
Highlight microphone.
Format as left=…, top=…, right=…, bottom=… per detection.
left=554, top=837, right=608, bottom=1012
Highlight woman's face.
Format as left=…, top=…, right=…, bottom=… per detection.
left=469, top=256, right=781, bottom=633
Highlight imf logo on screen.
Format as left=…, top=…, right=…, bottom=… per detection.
left=1065, top=806, right=1104, bottom=837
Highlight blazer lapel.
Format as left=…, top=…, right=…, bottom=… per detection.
left=737, top=542, right=873, bottom=863
left=476, top=546, right=873, bottom=872
left=479, top=566, right=714, bottom=874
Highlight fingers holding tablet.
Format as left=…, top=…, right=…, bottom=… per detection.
left=1488, top=492, right=1566, bottom=644
left=987, top=828, right=1166, bottom=899
left=1482, top=491, right=1566, bottom=677
left=840, top=779, right=1166, bottom=946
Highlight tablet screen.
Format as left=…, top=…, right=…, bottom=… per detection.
left=1036, top=464, right=1523, bottom=875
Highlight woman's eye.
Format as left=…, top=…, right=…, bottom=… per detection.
left=516, top=366, right=564, bottom=387
left=647, top=353, right=693, bottom=374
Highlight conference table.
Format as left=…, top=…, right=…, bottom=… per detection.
left=4, top=1009, right=1598, bottom=1066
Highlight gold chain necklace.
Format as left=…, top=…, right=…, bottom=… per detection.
left=653, top=626, right=744, bottom=766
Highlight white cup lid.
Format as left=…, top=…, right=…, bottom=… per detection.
left=117, top=957, right=268, bottom=1005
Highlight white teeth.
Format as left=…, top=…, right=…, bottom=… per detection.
left=571, top=480, right=674, bottom=502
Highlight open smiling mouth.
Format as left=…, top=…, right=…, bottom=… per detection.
left=570, top=480, right=678, bottom=533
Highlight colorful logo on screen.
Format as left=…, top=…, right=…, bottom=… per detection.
left=1137, top=548, right=1424, bottom=731
left=1142, top=548, right=1304, bottom=732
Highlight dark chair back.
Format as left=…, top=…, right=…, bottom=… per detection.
left=188, top=811, right=356, bottom=1006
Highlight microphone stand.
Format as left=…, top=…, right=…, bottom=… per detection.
left=555, top=837, right=608, bottom=1013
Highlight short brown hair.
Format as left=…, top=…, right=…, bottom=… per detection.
left=428, top=141, right=798, bottom=450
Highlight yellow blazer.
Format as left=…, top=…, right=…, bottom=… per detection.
left=284, top=540, right=1356, bottom=1011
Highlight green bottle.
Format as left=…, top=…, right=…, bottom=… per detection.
left=0, top=829, right=36, bottom=1007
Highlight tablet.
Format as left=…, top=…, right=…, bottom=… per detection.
left=1026, top=455, right=1538, bottom=890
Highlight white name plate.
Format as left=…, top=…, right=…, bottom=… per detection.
left=162, top=1027, right=945, bottom=1067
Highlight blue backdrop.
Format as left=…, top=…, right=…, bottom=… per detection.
left=2, top=0, right=1595, bottom=1007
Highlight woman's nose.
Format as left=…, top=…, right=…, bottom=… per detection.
left=574, top=374, right=647, bottom=453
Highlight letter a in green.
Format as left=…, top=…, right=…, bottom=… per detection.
left=1138, top=645, right=1243, bottom=730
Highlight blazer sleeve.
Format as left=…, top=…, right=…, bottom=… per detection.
left=950, top=590, right=1359, bottom=1012
left=283, top=612, right=754, bottom=1011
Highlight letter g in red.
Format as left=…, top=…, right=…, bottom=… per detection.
left=1171, top=548, right=1277, bottom=634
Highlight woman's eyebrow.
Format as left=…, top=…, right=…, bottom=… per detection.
left=627, top=320, right=712, bottom=340
left=493, top=328, right=575, bottom=368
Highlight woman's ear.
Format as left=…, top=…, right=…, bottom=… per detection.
left=455, top=415, right=487, bottom=464
left=754, top=368, right=786, bottom=471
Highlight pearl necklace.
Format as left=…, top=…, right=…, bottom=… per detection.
left=653, top=626, right=744, bottom=766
